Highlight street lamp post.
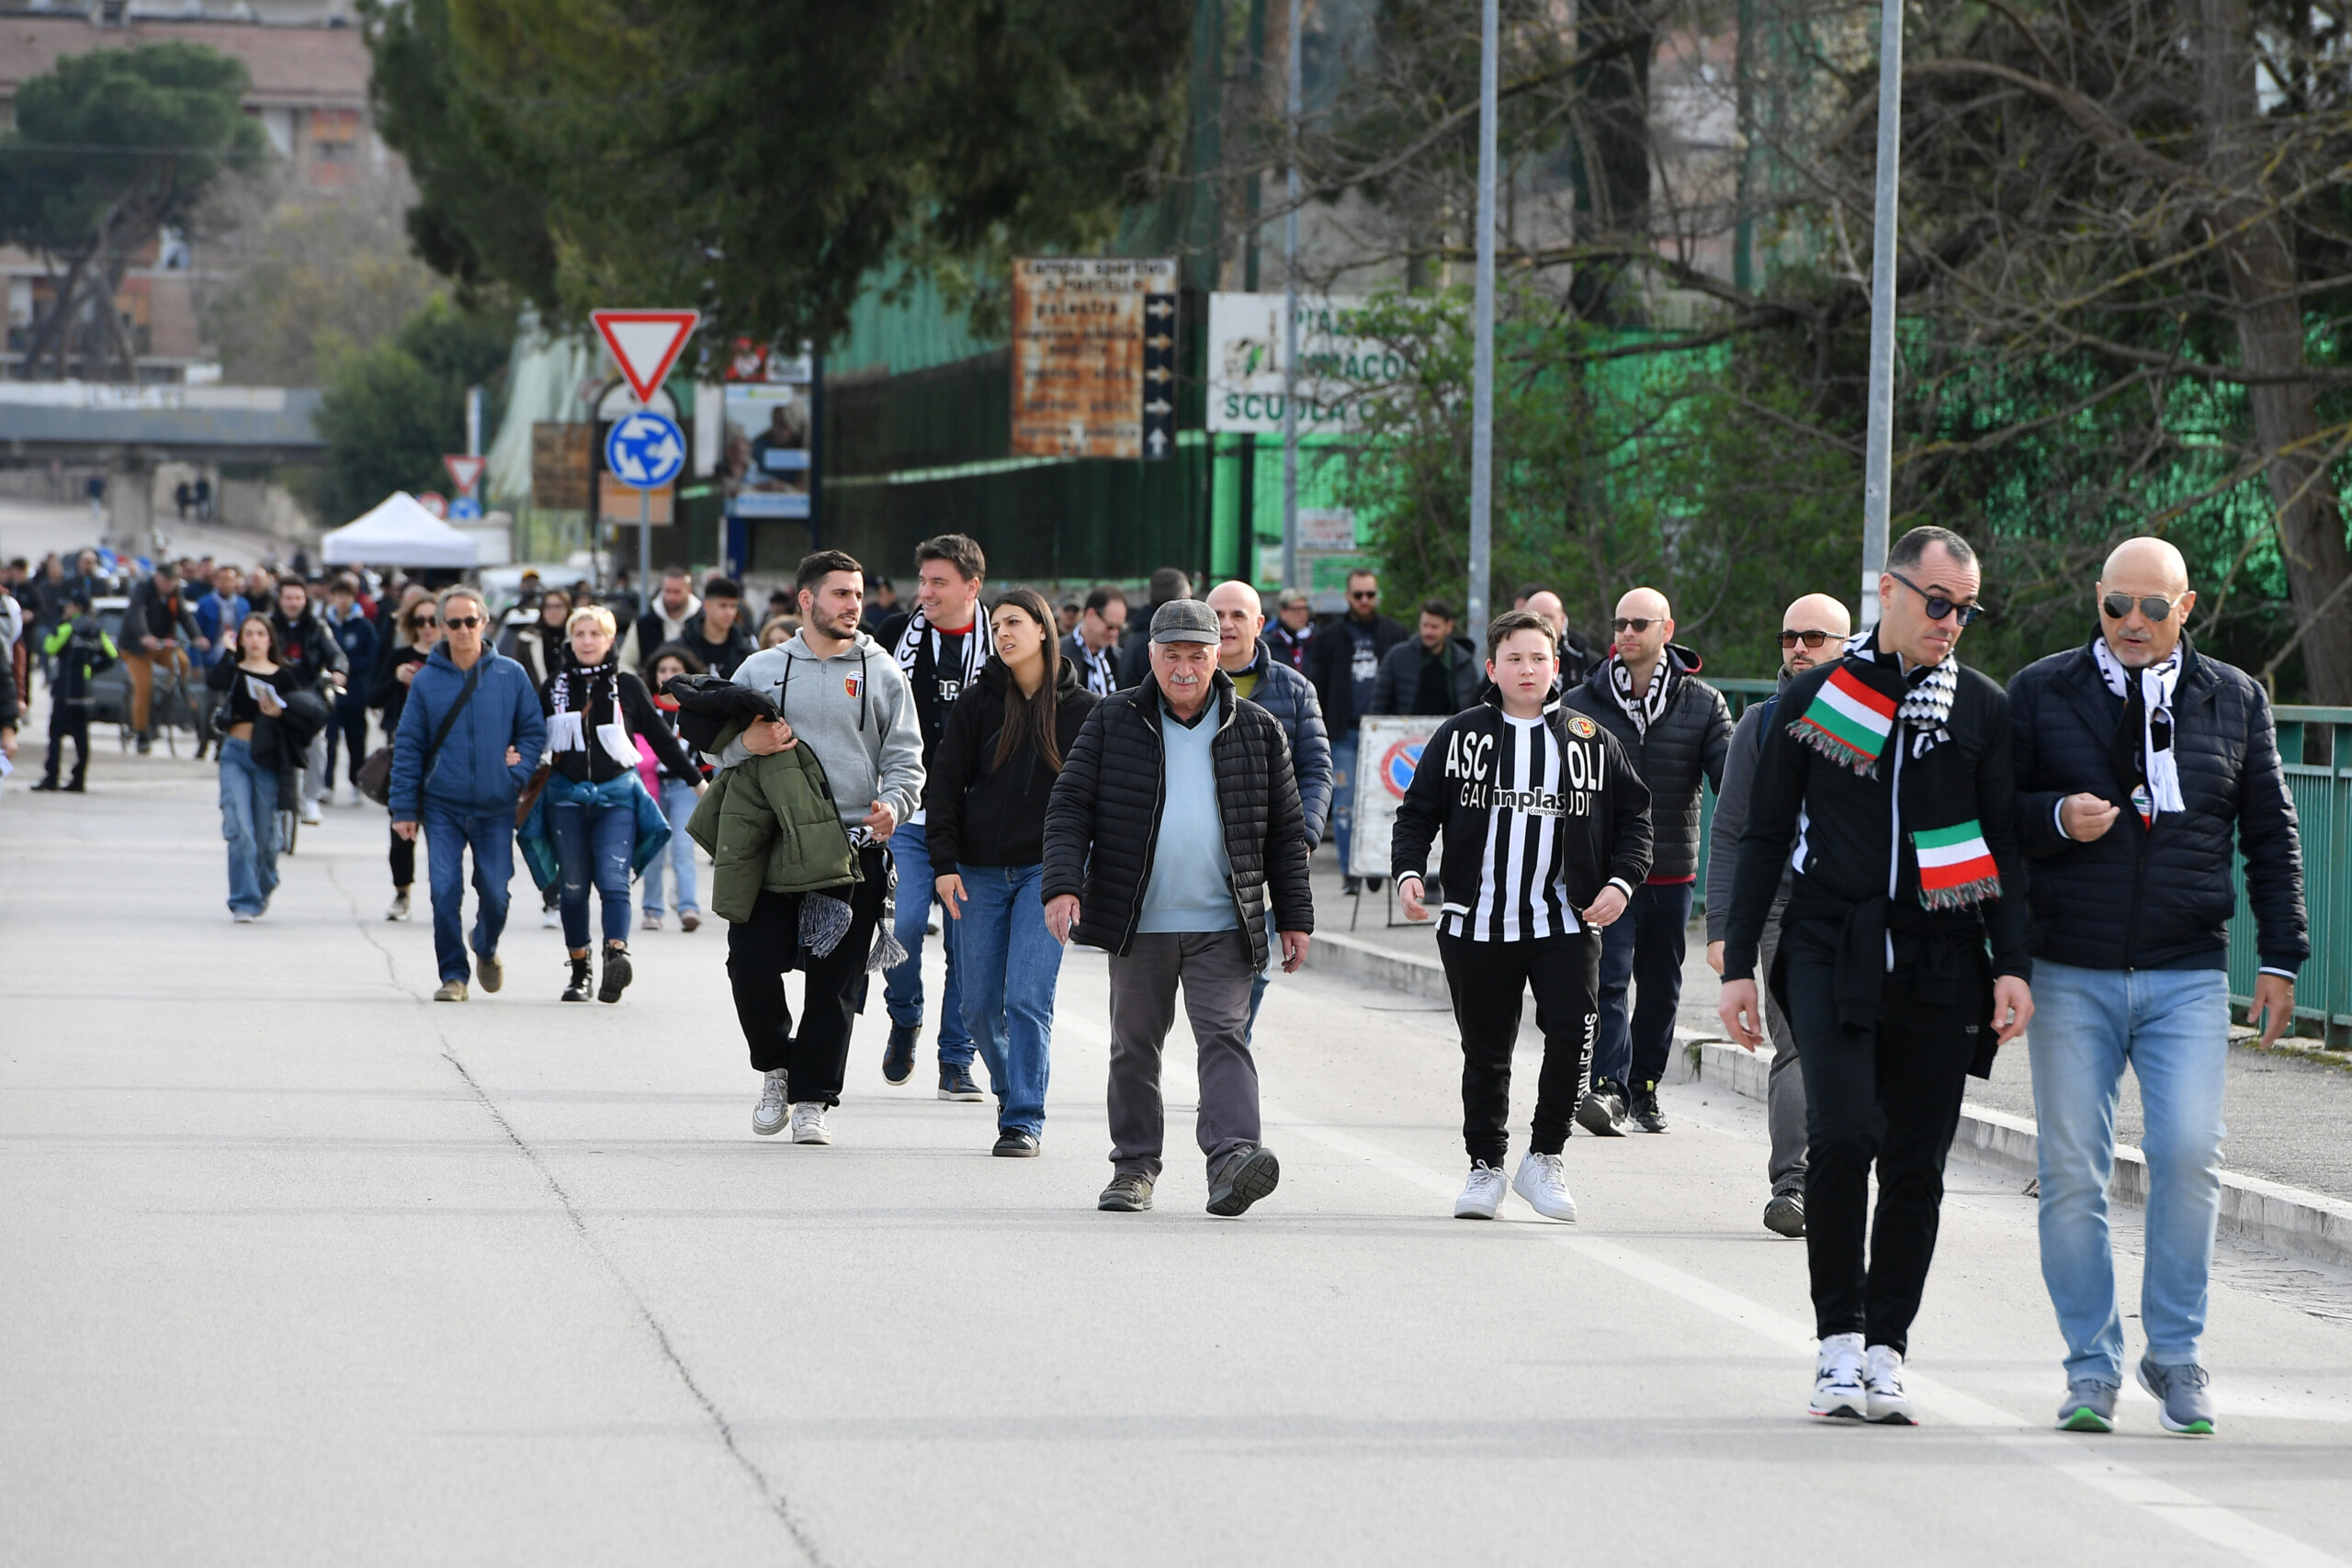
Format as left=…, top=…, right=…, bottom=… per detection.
left=1282, top=0, right=1304, bottom=594
left=1466, top=0, right=1498, bottom=634
left=1859, top=0, right=1905, bottom=626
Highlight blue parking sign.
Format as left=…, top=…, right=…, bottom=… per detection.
left=605, top=409, right=685, bottom=490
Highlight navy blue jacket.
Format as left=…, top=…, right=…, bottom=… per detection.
left=389, top=645, right=548, bottom=821
left=1234, top=639, right=1334, bottom=849
left=2008, top=637, right=2306, bottom=975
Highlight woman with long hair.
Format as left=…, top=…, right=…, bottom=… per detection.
left=500, top=584, right=571, bottom=689
left=924, top=586, right=1099, bottom=1156
left=540, top=605, right=699, bottom=1002
left=205, top=612, right=300, bottom=921
left=369, top=593, right=439, bottom=920
left=636, top=641, right=707, bottom=931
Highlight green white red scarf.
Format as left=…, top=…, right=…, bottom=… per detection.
left=1912, top=820, right=2000, bottom=908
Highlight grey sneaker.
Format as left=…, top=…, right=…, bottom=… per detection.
left=2057, top=1377, right=2119, bottom=1433
left=752, top=1070, right=790, bottom=1136
left=1098, top=1174, right=1154, bottom=1212
left=1206, top=1145, right=1281, bottom=1217
left=2138, top=1356, right=2216, bottom=1436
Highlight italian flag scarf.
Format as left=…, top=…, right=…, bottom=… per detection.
left=1912, top=820, right=2000, bottom=909
left=1789, top=665, right=1899, bottom=773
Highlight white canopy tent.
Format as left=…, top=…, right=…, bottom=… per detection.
left=320, top=492, right=481, bottom=569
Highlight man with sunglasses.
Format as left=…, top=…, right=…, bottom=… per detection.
left=1705, top=592, right=1852, bottom=1236
left=1306, top=569, right=1408, bottom=892
left=1564, top=587, right=1733, bottom=1135
left=1720, top=525, right=2033, bottom=1425
left=2007, top=536, right=2305, bottom=1437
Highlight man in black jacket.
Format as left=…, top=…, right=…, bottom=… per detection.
left=2009, top=536, right=2306, bottom=1438
left=1393, top=610, right=1651, bottom=1224
left=1720, top=525, right=2034, bottom=1426
left=1044, top=600, right=1314, bottom=1219
left=119, top=560, right=203, bottom=754
left=679, top=576, right=755, bottom=679
left=269, top=578, right=347, bottom=824
left=1370, top=600, right=1478, bottom=716
left=1306, top=568, right=1409, bottom=889
left=1061, top=583, right=1126, bottom=696
left=1563, top=587, right=1733, bottom=1134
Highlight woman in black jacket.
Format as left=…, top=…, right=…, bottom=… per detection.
left=540, top=605, right=698, bottom=1003
left=206, top=614, right=302, bottom=922
left=369, top=592, right=436, bottom=921
left=927, top=587, right=1099, bottom=1156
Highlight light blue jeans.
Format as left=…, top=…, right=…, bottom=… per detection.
left=883, top=819, right=972, bottom=1066
left=217, top=737, right=280, bottom=916
left=1329, top=735, right=1358, bottom=874
left=2029, top=960, right=2232, bottom=1382
left=953, top=863, right=1064, bottom=1137
left=640, top=778, right=701, bottom=917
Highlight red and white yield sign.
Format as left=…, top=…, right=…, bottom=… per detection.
left=591, top=310, right=701, bottom=404
left=442, top=454, right=486, bottom=497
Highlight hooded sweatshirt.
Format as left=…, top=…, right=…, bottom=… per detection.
left=718, top=630, right=925, bottom=837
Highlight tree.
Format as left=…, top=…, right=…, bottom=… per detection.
left=362, top=0, right=1196, bottom=349
left=311, top=296, right=515, bottom=525
left=0, top=41, right=268, bottom=380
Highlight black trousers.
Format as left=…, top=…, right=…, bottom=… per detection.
left=726, top=846, right=888, bottom=1102
left=324, top=695, right=369, bottom=785
left=1437, top=929, right=1601, bottom=1164
left=1781, top=917, right=1979, bottom=1354
left=390, top=823, right=415, bottom=889
left=44, top=711, right=89, bottom=784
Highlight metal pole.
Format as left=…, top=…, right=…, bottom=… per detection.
left=1859, top=0, right=1904, bottom=628
left=465, top=384, right=482, bottom=458
left=639, top=487, right=650, bottom=592
left=1280, top=0, right=1302, bottom=593
left=1466, top=0, right=1498, bottom=635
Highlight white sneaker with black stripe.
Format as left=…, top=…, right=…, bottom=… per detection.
left=1865, top=1344, right=1917, bottom=1425
left=1810, top=1333, right=1868, bottom=1420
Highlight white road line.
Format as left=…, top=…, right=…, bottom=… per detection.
left=1260, top=1098, right=2346, bottom=1568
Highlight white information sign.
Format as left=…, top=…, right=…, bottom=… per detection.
left=1205, top=292, right=1408, bottom=434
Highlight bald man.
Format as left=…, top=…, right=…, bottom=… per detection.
left=1703, top=592, right=1851, bottom=1235
left=2008, top=535, right=2307, bottom=1437
left=1563, top=585, right=1733, bottom=1134
left=1521, top=590, right=1589, bottom=681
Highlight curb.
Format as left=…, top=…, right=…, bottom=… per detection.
left=1304, top=929, right=2352, bottom=1271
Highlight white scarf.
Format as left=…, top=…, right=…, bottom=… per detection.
left=892, top=604, right=993, bottom=690
left=548, top=659, right=641, bottom=770
left=1846, top=627, right=1957, bottom=759
left=2092, top=636, right=2185, bottom=823
left=1607, top=649, right=1676, bottom=736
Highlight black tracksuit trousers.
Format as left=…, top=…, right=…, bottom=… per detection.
left=1437, top=929, right=1601, bottom=1165
left=1779, top=916, right=1979, bottom=1354
left=727, top=846, right=889, bottom=1103
left=43, top=711, right=89, bottom=784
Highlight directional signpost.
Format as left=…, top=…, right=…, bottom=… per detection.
left=1009, top=258, right=1177, bottom=461
left=591, top=309, right=700, bottom=588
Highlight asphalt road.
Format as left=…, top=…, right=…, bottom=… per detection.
left=5, top=755, right=2351, bottom=1566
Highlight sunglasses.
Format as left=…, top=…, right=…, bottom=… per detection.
left=1888, top=570, right=1985, bottom=626
left=1349, top=590, right=1378, bottom=601
left=1778, top=629, right=1838, bottom=649
left=444, top=615, right=481, bottom=629
left=2100, top=592, right=2179, bottom=623
left=413, top=616, right=438, bottom=627
left=1612, top=616, right=1659, bottom=634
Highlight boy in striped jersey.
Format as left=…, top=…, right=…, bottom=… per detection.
left=1391, top=611, right=1653, bottom=1223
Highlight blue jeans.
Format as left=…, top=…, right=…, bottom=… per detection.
left=551, top=797, right=636, bottom=949
left=2029, top=960, right=2232, bottom=1382
left=422, top=806, right=516, bottom=984
left=641, top=778, right=701, bottom=917
left=953, top=863, right=1065, bottom=1135
left=217, top=737, right=279, bottom=916
left=883, top=819, right=971, bottom=1065
left=1330, top=734, right=1358, bottom=874
left=1594, top=880, right=1693, bottom=1089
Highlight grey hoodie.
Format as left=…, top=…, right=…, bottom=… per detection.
left=718, top=630, right=924, bottom=835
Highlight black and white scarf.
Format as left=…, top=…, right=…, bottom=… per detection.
left=892, top=604, right=993, bottom=691
left=548, top=653, right=639, bottom=768
left=1844, top=627, right=1957, bottom=761
left=2091, top=636, right=2184, bottom=823
left=1606, top=649, right=1678, bottom=736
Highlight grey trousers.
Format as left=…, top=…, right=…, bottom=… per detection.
left=1106, top=930, right=1261, bottom=1182
left=1759, top=907, right=1807, bottom=1197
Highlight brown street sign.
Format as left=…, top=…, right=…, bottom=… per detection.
left=1010, top=256, right=1178, bottom=460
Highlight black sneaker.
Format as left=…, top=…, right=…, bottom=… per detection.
left=1576, top=1079, right=1629, bottom=1138
left=598, top=944, right=632, bottom=1003
left=992, top=1130, right=1041, bottom=1157
left=1629, top=1082, right=1668, bottom=1133
left=1763, top=1191, right=1806, bottom=1237
left=1341, top=875, right=1363, bottom=895
left=1206, top=1145, right=1281, bottom=1217
left=1099, top=1174, right=1154, bottom=1211
left=938, top=1063, right=986, bottom=1101
left=882, top=1024, right=917, bottom=1085
left=29, top=778, right=58, bottom=792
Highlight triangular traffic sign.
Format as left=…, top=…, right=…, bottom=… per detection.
left=592, top=310, right=700, bottom=404
left=442, top=454, right=487, bottom=497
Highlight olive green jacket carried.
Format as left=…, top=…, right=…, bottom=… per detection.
left=686, top=722, right=861, bottom=922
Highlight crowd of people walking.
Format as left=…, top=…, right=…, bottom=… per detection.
left=0, top=519, right=2311, bottom=1439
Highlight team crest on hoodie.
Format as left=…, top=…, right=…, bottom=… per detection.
left=843, top=670, right=864, bottom=699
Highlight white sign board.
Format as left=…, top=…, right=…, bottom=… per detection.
left=1347, top=714, right=1441, bottom=881
left=1206, top=292, right=1408, bottom=434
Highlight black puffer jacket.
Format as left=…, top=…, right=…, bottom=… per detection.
left=2009, top=637, right=2306, bottom=973
left=926, top=656, right=1100, bottom=868
left=1561, top=647, right=1733, bottom=881
left=1232, top=640, right=1333, bottom=848
left=1043, top=671, right=1314, bottom=972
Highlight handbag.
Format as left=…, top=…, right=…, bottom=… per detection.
left=354, top=744, right=395, bottom=806
left=514, top=761, right=553, bottom=828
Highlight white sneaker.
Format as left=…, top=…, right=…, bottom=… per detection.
left=540, top=906, right=560, bottom=930
left=1453, top=1162, right=1507, bottom=1220
left=386, top=890, right=411, bottom=921
left=790, top=1101, right=832, bottom=1145
left=752, top=1070, right=790, bottom=1136
left=1811, top=1333, right=1868, bottom=1419
left=642, top=909, right=663, bottom=931
left=1510, top=1150, right=1577, bottom=1222
left=300, top=799, right=323, bottom=825
left=1865, top=1344, right=1917, bottom=1425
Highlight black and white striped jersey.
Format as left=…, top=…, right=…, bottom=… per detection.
left=1391, top=697, right=1654, bottom=943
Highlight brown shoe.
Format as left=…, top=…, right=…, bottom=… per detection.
left=433, top=979, right=468, bottom=1002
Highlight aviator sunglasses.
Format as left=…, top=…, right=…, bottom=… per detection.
left=2101, top=592, right=2180, bottom=623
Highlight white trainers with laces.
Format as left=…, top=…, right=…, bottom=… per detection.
left=790, top=1101, right=832, bottom=1145
left=1865, top=1343, right=1917, bottom=1425
left=1510, top=1150, right=1577, bottom=1222
left=1453, top=1162, right=1508, bottom=1220
left=1811, top=1333, right=1868, bottom=1419
left=752, top=1070, right=790, bottom=1136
